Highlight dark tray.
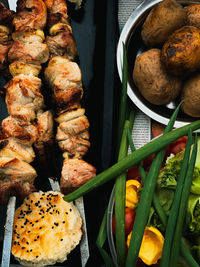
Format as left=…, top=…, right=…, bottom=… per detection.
left=0, top=0, right=120, bottom=266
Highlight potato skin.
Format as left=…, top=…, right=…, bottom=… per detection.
left=185, top=4, right=200, bottom=28
left=181, top=73, right=200, bottom=117
left=161, top=26, right=200, bottom=76
left=141, top=0, right=186, bottom=47
left=133, top=48, right=182, bottom=105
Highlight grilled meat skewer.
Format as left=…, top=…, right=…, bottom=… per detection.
left=44, top=0, right=96, bottom=194
left=0, top=0, right=55, bottom=204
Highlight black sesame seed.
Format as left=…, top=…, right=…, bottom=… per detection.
left=34, top=239, right=37, bottom=241
left=54, top=222, right=58, bottom=226
left=22, top=247, right=25, bottom=249
left=60, top=239, right=63, bottom=241
left=39, top=227, right=42, bottom=229
left=36, top=255, right=38, bottom=258
left=14, top=241, right=17, bottom=245
left=62, top=221, right=65, bottom=223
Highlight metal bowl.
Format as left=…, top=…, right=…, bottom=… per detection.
left=117, top=0, right=200, bottom=128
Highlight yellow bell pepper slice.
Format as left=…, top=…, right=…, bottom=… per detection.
left=126, top=226, right=164, bottom=266
left=125, top=179, right=141, bottom=209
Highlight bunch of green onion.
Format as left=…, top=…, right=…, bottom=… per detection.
left=64, top=45, right=200, bottom=267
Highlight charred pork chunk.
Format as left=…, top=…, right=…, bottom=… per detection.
left=4, top=75, right=45, bottom=121
left=0, top=137, right=35, bottom=163
left=1, top=116, right=38, bottom=145
left=0, top=0, right=55, bottom=204
left=44, top=56, right=83, bottom=113
left=0, top=2, right=14, bottom=75
left=0, top=181, right=36, bottom=205
left=44, top=0, right=96, bottom=194
left=13, top=0, right=47, bottom=31
left=61, top=158, right=96, bottom=194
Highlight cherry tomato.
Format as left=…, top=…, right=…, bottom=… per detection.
left=142, top=154, right=155, bottom=170
left=166, top=136, right=187, bottom=156
left=170, top=141, right=186, bottom=155
left=127, top=166, right=141, bottom=182
left=152, top=121, right=166, bottom=138
left=112, top=208, right=136, bottom=236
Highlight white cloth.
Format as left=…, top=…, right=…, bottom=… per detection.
left=118, top=0, right=143, bottom=30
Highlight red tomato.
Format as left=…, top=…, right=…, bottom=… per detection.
left=152, top=121, right=165, bottom=138
left=167, top=136, right=187, bottom=156
left=127, top=166, right=141, bottom=181
left=142, top=154, right=155, bottom=170
left=170, top=141, right=186, bottom=155
left=112, top=208, right=136, bottom=236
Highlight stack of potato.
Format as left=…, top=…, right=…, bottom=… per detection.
left=133, top=0, right=200, bottom=117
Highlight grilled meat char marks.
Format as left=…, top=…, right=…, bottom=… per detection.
left=0, top=0, right=55, bottom=204
left=44, top=0, right=96, bottom=193
left=13, top=0, right=47, bottom=31
left=0, top=3, right=13, bottom=75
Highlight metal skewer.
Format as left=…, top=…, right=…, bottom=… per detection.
left=1, top=196, right=16, bottom=267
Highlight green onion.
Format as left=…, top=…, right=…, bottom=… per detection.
left=96, top=208, right=115, bottom=267
left=114, top=108, right=135, bottom=265
left=127, top=126, right=167, bottom=226
left=180, top=241, right=199, bottom=267
left=126, top=126, right=146, bottom=180
left=127, top=126, right=199, bottom=267
left=64, top=119, right=200, bottom=202
left=116, top=42, right=128, bottom=153
left=96, top=43, right=131, bottom=267
left=114, top=120, right=130, bottom=265
left=170, top=133, right=198, bottom=267
left=125, top=102, right=181, bottom=267
left=160, top=128, right=193, bottom=267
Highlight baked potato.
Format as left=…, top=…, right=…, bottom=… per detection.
left=185, top=4, right=200, bottom=28
left=181, top=73, right=200, bottom=117
left=141, top=0, right=186, bottom=47
left=133, top=48, right=182, bottom=105
left=161, top=26, right=200, bottom=76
